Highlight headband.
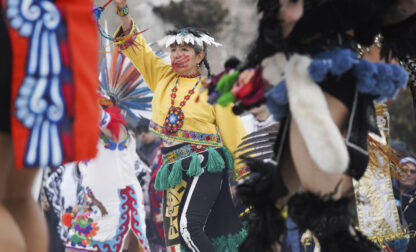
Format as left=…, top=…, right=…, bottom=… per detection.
left=157, top=28, right=222, bottom=48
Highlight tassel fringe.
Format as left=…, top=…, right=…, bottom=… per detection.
left=168, top=160, right=183, bottom=188
left=207, top=148, right=225, bottom=173
left=155, top=164, right=170, bottom=191
left=187, top=153, right=203, bottom=177
left=221, top=146, right=234, bottom=170
left=154, top=147, right=234, bottom=191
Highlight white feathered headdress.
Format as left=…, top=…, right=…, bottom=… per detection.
left=157, top=27, right=222, bottom=48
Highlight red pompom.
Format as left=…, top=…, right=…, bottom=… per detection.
left=61, top=212, right=73, bottom=228
left=104, top=106, right=127, bottom=140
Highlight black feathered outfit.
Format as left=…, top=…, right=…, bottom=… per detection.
left=236, top=0, right=416, bottom=251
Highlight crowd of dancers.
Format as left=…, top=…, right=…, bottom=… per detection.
left=1, top=0, right=416, bottom=251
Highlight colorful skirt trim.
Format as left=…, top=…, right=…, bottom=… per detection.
left=65, top=185, right=150, bottom=252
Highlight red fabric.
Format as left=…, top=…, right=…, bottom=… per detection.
left=383, top=242, right=397, bottom=252
left=61, top=212, right=73, bottom=228
left=57, top=0, right=99, bottom=162
left=104, top=106, right=127, bottom=140
left=6, top=0, right=99, bottom=169
left=149, top=148, right=165, bottom=241
left=61, top=133, right=74, bottom=163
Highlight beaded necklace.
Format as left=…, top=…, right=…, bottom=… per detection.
left=163, top=75, right=202, bottom=136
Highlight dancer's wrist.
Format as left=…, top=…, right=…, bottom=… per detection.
left=114, top=0, right=128, bottom=12
left=116, top=5, right=129, bottom=17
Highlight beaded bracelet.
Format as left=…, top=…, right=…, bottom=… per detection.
left=116, top=5, right=129, bottom=17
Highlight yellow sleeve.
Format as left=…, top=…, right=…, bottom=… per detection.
left=113, top=21, right=173, bottom=91
left=214, top=104, right=249, bottom=180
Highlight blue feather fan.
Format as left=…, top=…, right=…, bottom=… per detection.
left=99, top=47, right=155, bottom=124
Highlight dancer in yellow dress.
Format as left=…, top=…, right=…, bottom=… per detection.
left=112, top=0, right=248, bottom=251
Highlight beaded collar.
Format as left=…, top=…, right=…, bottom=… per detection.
left=177, top=72, right=202, bottom=79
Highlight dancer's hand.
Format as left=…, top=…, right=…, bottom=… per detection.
left=114, top=0, right=132, bottom=32
left=114, top=0, right=127, bottom=10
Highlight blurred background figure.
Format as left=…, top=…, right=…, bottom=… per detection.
left=134, top=120, right=165, bottom=251
left=40, top=164, right=83, bottom=252
left=393, top=155, right=416, bottom=252
left=398, top=157, right=416, bottom=192
left=1, top=1, right=99, bottom=251
left=146, top=147, right=166, bottom=252
left=136, top=119, right=161, bottom=166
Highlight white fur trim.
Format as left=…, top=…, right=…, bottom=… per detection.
left=285, top=54, right=349, bottom=174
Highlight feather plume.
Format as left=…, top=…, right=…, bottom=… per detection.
left=165, top=36, right=177, bottom=48
left=183, top=34, right=193, bottom=44
left=175, top=34, right=184, bottom=45
left=235, top=123, right=279, bottom=162
left=99, top=46, right=161, bottom=124
left=158, top=29, right=222, bottom=48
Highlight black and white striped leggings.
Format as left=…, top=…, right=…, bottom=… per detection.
left=161, top=145, right=242, bottom=252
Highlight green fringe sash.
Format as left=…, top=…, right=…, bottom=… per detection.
left=154, top=147, right=234, bottom=191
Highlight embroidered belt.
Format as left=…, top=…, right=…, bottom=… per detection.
left=149, top=120, right=222, bottom=147
left=162, top=143, right=210, bottom=164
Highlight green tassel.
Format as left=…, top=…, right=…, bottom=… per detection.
left=154, top=163, right=170, bottom=191
left=221, top=146, right=234, bottom=170
left=154, top=164, right=163, bottom=190
left=207, top=148, right=225, bottom=173
left=186, top=153, right=203, bottom=177
left=168, top=160, right=183, bottom=188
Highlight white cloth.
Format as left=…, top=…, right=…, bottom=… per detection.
left=42, top=163, right=82, bottom=245
left=65, top=132, right=150, bottom=251
left=241, top=114, right=276, bottom=134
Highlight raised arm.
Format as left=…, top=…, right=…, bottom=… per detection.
left=113, top=0, right=173, bottom=91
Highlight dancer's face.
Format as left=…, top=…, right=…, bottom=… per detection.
left=170, top=43, right=205, bottom=76
left=278, top=0, right=304, bottom=37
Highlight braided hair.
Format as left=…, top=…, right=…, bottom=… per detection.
left=195, top=45, right=212, bottom=78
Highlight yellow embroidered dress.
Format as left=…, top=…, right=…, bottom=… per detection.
left=113, top=22, right=248, bottom=181
left=114, top=23, right=248, bottom=252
